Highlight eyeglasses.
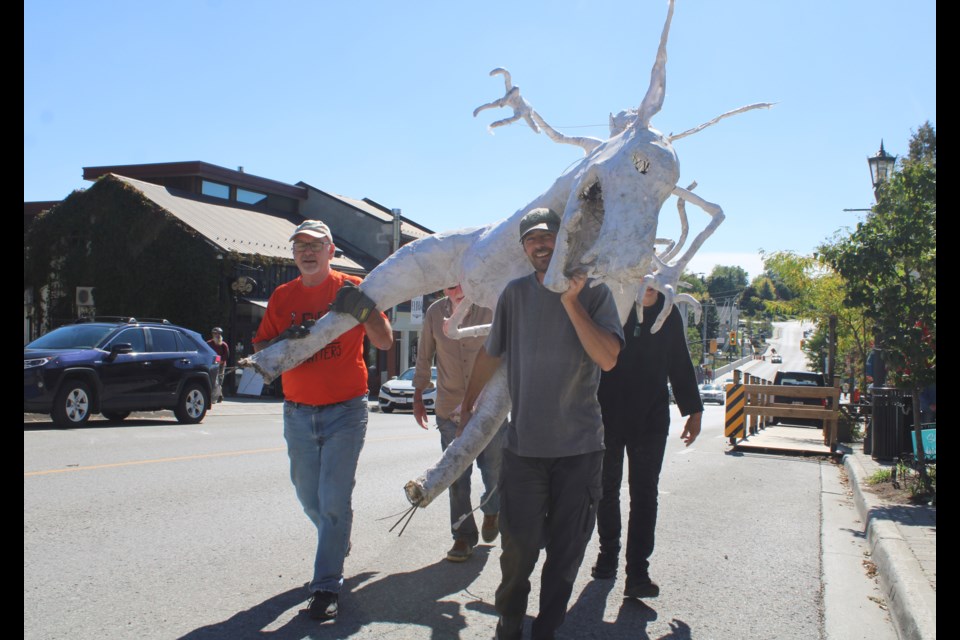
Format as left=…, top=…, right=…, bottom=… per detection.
left=292, top=241, right=330, bottom=253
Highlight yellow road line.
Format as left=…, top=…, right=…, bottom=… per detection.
left=24, top=433, right=431, bottom=477
left=24, top=447, right=286, bottom=476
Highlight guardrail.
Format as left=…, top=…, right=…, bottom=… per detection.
left=724, top=370, right=841, bottom=449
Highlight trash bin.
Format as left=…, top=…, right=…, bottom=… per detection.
left=870, top=387, right=913, bottom=461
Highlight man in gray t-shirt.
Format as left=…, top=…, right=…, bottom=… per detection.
left=461, top=208, right=624, bottom=640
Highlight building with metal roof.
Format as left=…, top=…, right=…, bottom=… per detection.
left=25, top=161, right=439, bottom=393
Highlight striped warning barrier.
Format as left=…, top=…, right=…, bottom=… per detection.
left=725, top=381, right=745, bottom=444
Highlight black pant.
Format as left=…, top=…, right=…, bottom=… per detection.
left=495, top=449, right=603, bottom=640
left=596, top=423, right=669, bottom=581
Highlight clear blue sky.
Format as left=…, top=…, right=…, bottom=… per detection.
left=24, top=0, right=935, bottom=281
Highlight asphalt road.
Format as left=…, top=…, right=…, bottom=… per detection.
left=25, top=327, right=895, bottom=639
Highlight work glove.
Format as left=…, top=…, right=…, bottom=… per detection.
left=330, top=282, right=377, bottom=323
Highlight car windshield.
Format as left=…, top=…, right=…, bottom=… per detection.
left=27, top=325, right=116, bottom=350
left=398, top=367, right=436, bottom=381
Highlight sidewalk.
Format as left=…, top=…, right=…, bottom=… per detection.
left=844, top=447, right=936, bottom=640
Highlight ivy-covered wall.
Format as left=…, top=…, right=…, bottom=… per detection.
left=25, top=175, right=235, bottom=334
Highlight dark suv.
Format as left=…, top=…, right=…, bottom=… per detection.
left=24, top=318, right=220, bottom=427
left=771, top=370, right=827, bottom=427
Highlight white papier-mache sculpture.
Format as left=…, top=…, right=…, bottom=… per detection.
left=242, top=0, right=770, bottom=511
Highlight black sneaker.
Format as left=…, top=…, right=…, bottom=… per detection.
left=308, top=590, right=338, bottom=621
left=624, top=577, right=660, bottom=599
left=591, top=552, right=618, bottom=579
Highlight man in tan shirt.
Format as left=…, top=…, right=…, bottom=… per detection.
left=413, top=284, right=503, bottom=562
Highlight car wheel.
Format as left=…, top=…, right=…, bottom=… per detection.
left=175, top=383, right=209, bottom=424
left=52, top=380, right=92, bottom=428
left=381, top=405, right=394, bottom=414
left=102, top=411, right=131, bottom=422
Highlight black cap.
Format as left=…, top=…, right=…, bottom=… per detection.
left=519, top=207, right=561, bottom=241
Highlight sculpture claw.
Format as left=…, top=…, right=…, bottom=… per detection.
left=638, top=265, right=688, bottom=334
left=651, top=284, right=675, bottom=333
left=474, top=79, right=540, bottom=135
left=675, top=292, right=702, bottom=324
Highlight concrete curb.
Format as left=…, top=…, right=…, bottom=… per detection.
left=844, top=453, right=937, bottom=640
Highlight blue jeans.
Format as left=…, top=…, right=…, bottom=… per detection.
left=283, top=396, right=367, bottom=593
left=437, top=416, right=504, bottom=545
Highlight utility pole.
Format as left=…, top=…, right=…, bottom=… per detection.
left=700, top=300, right=716, bottom=379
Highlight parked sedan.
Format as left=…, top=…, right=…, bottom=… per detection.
left=24, top=319, right=219, bottom=427
left=378, top=367, right=437, bottom=413
left=698, top=383, right=726, bottom=405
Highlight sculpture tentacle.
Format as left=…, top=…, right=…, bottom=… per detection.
left=404, top=363, right=510, bottom=507
left=669, top=103, right=775, bottom=142
left=636, top=0, right=675, bottom=128
left=659, top=181, right=696, bottom=263
left=474, top=69, right=602, bottom=154
left=244, top=229, right=484, bottom=382
left=443, top=297, right=492, bottom=339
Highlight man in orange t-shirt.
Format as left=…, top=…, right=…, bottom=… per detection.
left=254, top=220, right=393, bottom=623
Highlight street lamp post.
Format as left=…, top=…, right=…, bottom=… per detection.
left=867, top=140, right=897, bottom=198
left=845, top=141, right=898, bottom=215
left=864, top=141, right=896, bottom=389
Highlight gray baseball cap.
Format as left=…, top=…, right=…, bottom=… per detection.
left=519, top=208, right=561, bottom=241
left=289, top=219, right=333, bottom=243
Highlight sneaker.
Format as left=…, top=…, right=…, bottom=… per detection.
left=590, top=551, right=618, bottom=579
left=481, top=513, right=500, bottom=543
left=308, top=590, right=338, bottom=621
left=446, top=539, right=474, bottom=562
left=624, top=576, right=660, bottom=599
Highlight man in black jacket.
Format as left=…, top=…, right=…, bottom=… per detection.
left=591, top=288, right=703, bottom=599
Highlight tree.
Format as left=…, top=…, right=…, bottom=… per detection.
left=24, top=177, right=235, bottom=332
left=739, top=275, right=775, bottom=315
left=907, top=120, right=936, bottom=165
left=762, top=251, right=873, bottom=387
left=819, top=123, right=936, bottom=478
left=819, top=125, right=936, bottom=390
left=705, top=265, right=748, bottom=301
left=680, top=270, right=707, bottom=299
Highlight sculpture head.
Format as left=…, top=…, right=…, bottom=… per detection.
left=543, top=123, right=680, bottom=293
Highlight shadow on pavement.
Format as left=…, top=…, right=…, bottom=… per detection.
left=178, top=587, right=310, bottom=640
left=868, top=502, right=937, bottom=529
left=561, top=578, right=689, bottom=639
left=23, top=417, right=180, bottom=431
left=179, top=546, right=494, bottom=639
